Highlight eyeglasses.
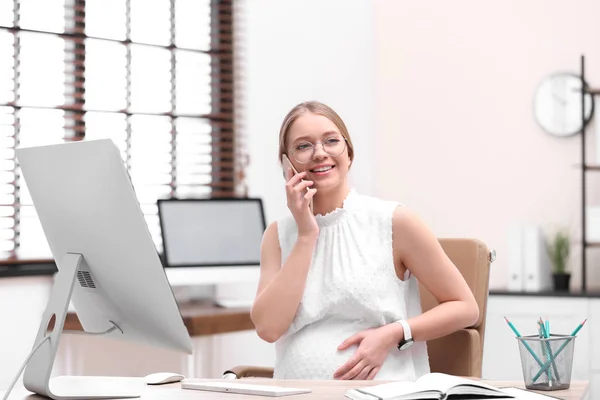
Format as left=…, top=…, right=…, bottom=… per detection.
left=288, top=136, right=347, bottom=164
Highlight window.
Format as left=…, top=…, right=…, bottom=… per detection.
left=0, top=0, right=240, bottom=260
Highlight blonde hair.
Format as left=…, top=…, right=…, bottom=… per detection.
left=278, top=101, right=355, bottom=165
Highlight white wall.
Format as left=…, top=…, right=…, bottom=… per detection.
left=373, top=0, right=600, bottom=290
left=241, top=0, right=376, bottom=224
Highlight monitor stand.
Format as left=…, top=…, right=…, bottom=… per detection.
left=20, top=253, right=142, bottom=399
left=169, top=278, right=256, bottom=309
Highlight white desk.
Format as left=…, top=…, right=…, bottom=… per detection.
left=0, top=378, right=590, bottom=400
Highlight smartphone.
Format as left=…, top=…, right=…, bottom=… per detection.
left=281, top=154, right=313, bottom=213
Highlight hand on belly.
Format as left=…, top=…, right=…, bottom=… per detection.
left=277, top=321, right=402, bottom=380
left=333, top=325, right=399, bottom=380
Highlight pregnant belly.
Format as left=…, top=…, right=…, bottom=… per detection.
left=274, top=321, right=415, bottom=380
left=274, top=323, right=356, bottom=379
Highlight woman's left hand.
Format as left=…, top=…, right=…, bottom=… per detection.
left=333, top=324, right=402, bottom=380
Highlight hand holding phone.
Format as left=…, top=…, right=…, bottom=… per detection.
left=281, top=154, right=317, bottom=236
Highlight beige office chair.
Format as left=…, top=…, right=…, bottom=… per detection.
left=223, top=238, right=494, bottom=379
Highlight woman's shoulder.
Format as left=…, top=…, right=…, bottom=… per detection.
left=273, top=214, right=298, bottom=248
left=388, top=201, right=431, bottom=246
left=275, top=214, right=297, bottom=232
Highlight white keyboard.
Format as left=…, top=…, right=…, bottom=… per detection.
left=181, top=380, right=311, bottom=397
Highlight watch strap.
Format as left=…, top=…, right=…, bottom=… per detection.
left=396, top=319, right=412, bottom=341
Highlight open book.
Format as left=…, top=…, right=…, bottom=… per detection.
left=345, top=373, right=515, bottom=400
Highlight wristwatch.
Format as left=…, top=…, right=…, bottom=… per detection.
left=395, top=319, right=414, bottom=350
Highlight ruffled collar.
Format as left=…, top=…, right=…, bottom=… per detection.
left=314, top=188, right=358, bottom=227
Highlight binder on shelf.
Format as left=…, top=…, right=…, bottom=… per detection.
left=587, top=206, right=600, bottom=242
left=507, top=224, right=552, bottom=292
left=522, top=225, right=552, bottom=292
left=507, top=224, right=524, bottom=291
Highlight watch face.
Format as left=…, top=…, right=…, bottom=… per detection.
left=398, top=340, right=414, bottom=350
left=533, top=72, right=594, bottom=137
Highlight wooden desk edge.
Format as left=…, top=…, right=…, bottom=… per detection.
left=54, top=302, right=254, bottom=337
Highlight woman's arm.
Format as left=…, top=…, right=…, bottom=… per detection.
left=250, top=221, right=318, bottom=343
left=391, top=206, right=479, bottom=342
left=334, top=206, right=480, bottom=380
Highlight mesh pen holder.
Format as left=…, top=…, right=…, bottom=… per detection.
left=517, top=334, right=576, bottom=391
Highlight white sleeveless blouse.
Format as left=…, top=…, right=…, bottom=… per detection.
left=273, top=189, right=430, bottom=380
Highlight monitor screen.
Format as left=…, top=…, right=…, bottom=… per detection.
left=158, top=198, right=266, bottom=267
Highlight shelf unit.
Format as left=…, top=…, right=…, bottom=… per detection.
left=580, top=54, right=600, bottom=291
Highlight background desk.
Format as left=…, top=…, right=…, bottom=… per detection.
left=54, top=301, right=266, bottom=379
left=0, top=379, right=590, bottom=400
left=60, top=301, right=254, bottom=336
left=0, top=273, right=269, bottom=390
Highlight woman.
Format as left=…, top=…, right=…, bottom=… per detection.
left=250, top=101, right=479, bottom=381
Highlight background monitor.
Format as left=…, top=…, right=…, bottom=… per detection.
left=158, top=198, right=266, bottom=268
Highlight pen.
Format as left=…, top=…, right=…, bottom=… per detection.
left=532, top=319, right=587, bottom=383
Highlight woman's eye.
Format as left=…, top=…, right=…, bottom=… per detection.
left=296, top=143, right=312, bottom=151
left=325, top=138, right=340, bottom=145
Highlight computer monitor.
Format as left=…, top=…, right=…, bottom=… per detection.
left=158, top=198, right=266, bottom=307
left=158, top=198, right=266, bottom=266
left=14, top=139, right=193, bottom=399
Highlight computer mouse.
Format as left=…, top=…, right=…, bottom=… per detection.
left=143, top=372, right=185, bottom=385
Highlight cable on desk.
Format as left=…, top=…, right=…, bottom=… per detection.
left=2, top=334, right=51, bottom=400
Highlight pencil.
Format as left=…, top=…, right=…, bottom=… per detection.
left=504, top=317, right=547, bottom=371
left=532, top=319, right=587, bottom=383
left=539, top=318, right=560, bottom=385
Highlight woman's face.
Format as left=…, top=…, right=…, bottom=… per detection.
left=285, top=112, right=351, bottom=192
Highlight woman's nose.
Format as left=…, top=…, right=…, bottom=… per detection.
left=312, top=143, right=328, bottom=159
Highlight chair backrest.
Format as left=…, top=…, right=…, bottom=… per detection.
left=418, top=238, right=493, bottom=378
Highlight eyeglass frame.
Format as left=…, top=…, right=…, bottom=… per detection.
left=287, top=135, right=348, bottom=164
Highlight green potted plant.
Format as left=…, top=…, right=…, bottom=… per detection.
left=546, top=229, right=571, bottom=291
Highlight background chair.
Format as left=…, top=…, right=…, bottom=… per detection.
left=223, top=238, right=494, bottom=379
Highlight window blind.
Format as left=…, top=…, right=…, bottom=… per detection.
left=0, top=0, right=240, bottom=260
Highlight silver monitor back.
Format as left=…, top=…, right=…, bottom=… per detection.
left=16, top=139, right=193, bottom=355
